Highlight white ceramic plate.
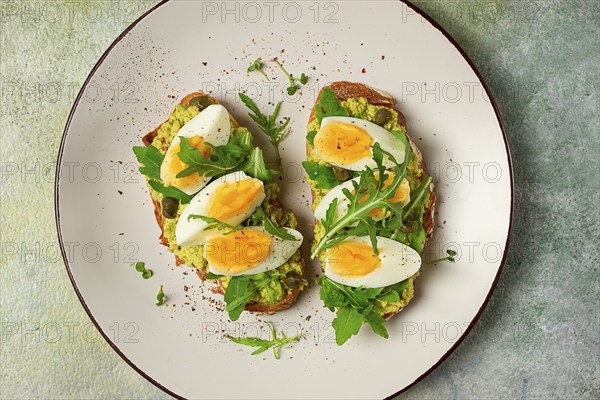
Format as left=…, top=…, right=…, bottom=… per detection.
left=56, top=1, right=512, bottom=399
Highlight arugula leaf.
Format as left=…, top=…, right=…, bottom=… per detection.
left=229, top=336, right=274, bottom=355
left=229, top=128, right=252, bottom=150
left=402, top=176, right=432, bottom=222
left=239, top=93, right=290, bottom=168
left=322, top=198, right=338, bottom=231
left=176, top=132, right=252, bottom=179
left=332, top=307, right=364, bottom=345
left=315, top=87, right=349, bottom=124
left=223, top=272, right=290, bottom=321
left=224, top=276, right=254, bottom=321
left=319, top=280, right=346, bottom=310
left=239, top=147, right=278, bottom=183
left=247, top=58, right=269, bottom=81
left=409, top=225, right=426, bottom=253
left=376, top=290, right=400, bottom=303
left=187, top=215, right=243, bottom=235
left=147, top=180, right=193, bottom=204
left=273, top=58, right=309, bottom=96
left=387, top=279, right=410, bottom=297
left=249, top=271, right=285, bottom=305
left=364, top=311, right=388, bottom=339
left=319, top=277, right=407, bottom=344
left=204, top=272, right=224, bottom=280
left=319, top=277, right=382, bottom=309
left=301, top=161, right=340, bottom=189
left=306, top=130, right=317, bottom=146
left=133, top=145, right=164, bottom=181
left=156, top=285, right=165, bottom=306
left=251, top=207, right=297, bottom=241
left=228, top=321, right=301, bottom=359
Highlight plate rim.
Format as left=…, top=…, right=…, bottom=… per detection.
left=54, top=1, right=514, bottom=399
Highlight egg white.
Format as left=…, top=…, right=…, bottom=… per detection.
left=314, top=179, right=355, bottom=224
left=324, top=236, right=421, bottom=288
left=315, top=116, right=406, bottom=171
left=160, top=104, right=231, bottom=195
left=175, top=171, right=265, bottom=247
left=204, top=226, right=303, bottom=276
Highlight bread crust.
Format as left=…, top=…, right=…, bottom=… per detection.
left=307, top=81, right=436, bottom=321
left=142, top=92, right=303, bottom=314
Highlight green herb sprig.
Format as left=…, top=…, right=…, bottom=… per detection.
left=431, top=249, right=457, bottom=263
left=247, top=58, right=270, bottom=81
left=319, top=277, right=409, bottom=345
left=273, top=58, right=308, bottom=95
left=239, top=93, right=290, bottom=168
left=228, top=322, right=301, bottom=359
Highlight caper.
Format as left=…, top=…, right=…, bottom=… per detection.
left=332, top=166, right=351, bottom=181
left=374, top=108, right=393, bottom=126
left=161, top=197, right=179, bottom=219
left=399, top=220, right=419, bottom=233
left=283, top=273, right=302, bottom=289
left=269, top=208, right=283, bottom=225
left=187, top=96, right=212, bottom=111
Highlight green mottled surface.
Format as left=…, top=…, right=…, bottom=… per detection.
left=1, top=1, right=598, bottom=399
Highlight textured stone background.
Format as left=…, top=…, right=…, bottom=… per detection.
left=0, top=1, right=598, bottom=399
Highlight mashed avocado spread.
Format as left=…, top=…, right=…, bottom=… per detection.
left=146, top=104, right=305, bottom=306
left=307, top=97, right=432, bottom=316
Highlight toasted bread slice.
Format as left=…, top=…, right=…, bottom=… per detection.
left=307, top=81, right=436, bottom=321
left=141, top=92, right=305, bottom=314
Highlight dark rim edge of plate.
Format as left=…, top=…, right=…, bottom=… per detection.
left=53, top=1, right=182, bottom=399
left=53, top=1, right=514, bottom=400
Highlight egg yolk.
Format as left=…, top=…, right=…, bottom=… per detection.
left=356, top=173, right=411, bottom=219
left=327, top=241, right=381, bottom=277
left=314, top=122, right=372, bottom=165
left=205, top=229, right=272, bottom=275
left=161, top=136, right=212, bottom=189
left=207, top=179, right=263, bottom=220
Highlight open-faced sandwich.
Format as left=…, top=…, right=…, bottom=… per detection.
left=133, top=92, right=306, bottom=321
left=302, top=82, right=436, bottom=345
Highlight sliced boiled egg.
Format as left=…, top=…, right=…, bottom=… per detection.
left=204, top=226, right=303, bottom=276
left=324, top=236, right=421, bottom=288
left=160, top=104, right=231, bottom=195
left=176, top=171, right=265, bottom=247
left=314, top=172, right=410, bottom=223
left=313, top=116, right=406, bottom=171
